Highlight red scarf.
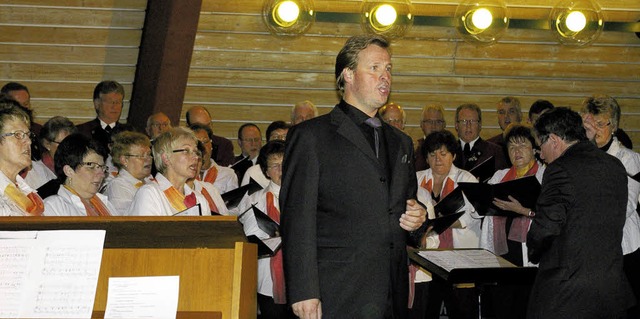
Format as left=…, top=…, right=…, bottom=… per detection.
left=266, top=192, right=286, bottom=304
left=200, top=185, right=219, bottom=214
left=421, top=177, right=456, bottom=249
left=492, top=162, right=539, bottom=255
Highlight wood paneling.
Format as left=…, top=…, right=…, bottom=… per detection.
left=186, top=1, right=640, bottom=154
left=0, top=1, right=145, bottom=130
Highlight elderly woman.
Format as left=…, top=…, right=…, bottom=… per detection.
left=43, top=133, right=116, bottom=216
left=236, top=140, right=294, bottom=319
left=581, top=94, right=640, bottom=317
left=479, top=124, right=544, bottom=319
left=0, top=103, right=44, bottom=215
left=102, top=131, right=153, bottom=215
left=128, top=127, right=210, bottom=216
left=410, top=130, right=479, bottom=319
left=186, top=141, right=228, bottom=216
left=190, top=124, right=238, bottom=194
left=480, top=124, right=544, bottom=266
left=24, top=116, right=76, bottom=189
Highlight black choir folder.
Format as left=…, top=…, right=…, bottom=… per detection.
left=423, top=187, right=466, bottom=234
left=221, top=178, right=263, bottom=209
left=458, top=175, right=541, bottom=216
left=239, top=205, right=282, bottom=257
left=469, top=156, right=494, bottom=183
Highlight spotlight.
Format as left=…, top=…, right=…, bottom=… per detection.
left=550, top=0, right=603, bottom=46
left=455, top=0, right=509, bottom=45
left=263, top=0, right=315, bottom=36
left=361, top=0, right=414, bottom=38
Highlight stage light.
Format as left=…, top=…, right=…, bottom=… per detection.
left=361, top=0, right=414, bottom=39
left=455, top=0, right=509, bottom=45
left=263, top=0, right=315, bottom=36
left=550, top=0, right=603, bottom=46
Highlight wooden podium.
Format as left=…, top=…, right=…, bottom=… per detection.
left=0, top=216, right=257, bottom=319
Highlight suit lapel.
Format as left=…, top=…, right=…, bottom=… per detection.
left=330, top=107, right=379, bottom=163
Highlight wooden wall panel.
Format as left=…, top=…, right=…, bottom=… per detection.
left=187, top=0, right=640, bottom=155
left=0, top=1, right=145, bottom=127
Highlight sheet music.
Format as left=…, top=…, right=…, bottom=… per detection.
left=0, top=230, right=106, bottom=319
left=104, top=276, right=179, bottom=319
left=263, top=237, right=282, bottom=252
left=418, top=249, right=512, bottom=272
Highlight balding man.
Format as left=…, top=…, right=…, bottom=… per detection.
left=2, top=82, right=42, bottom=134
left=185, top=106, right=235, bottom=166
left=378, top=102, right=406, bottom=131
left=291, top=100, right=318, bottom=125
left=145, top=112, right=171, bottom=141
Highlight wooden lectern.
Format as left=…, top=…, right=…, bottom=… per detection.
left=0, top=216, right=257, bottom=319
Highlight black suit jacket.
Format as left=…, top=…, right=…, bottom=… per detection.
left=211, top=134, right=234, bottom=166
left=526, top=141, right=634, bottom=318
left=76, top=118, right=121, bottom=153
left=454, top=138, right=508, bottom=177
left=280, top=102, right=420, bottom=318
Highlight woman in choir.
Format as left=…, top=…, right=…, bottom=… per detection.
left=236, top=140, right=294, bottom=319
left=127, top=127, right=210, bottom=216
left=102, top=131, right=153, bottom=215
left=185, top=140, right=228, bottom=215
left=410, top=130, right=479, bottom=319
left=190, top=124, right=238, bottom=194
left=479, top=124, right=543, bottom=319
left=43, top=133, right=117, bottom=216
left=0, top=103, right=45, bottom=215
left=581, top=94, right=640, bottom=318
left=24, top=116, right=76, bottom=190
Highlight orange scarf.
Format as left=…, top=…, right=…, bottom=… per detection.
left=202, top=166, right=218, bottom=184
left=200, top=186, right=219, bottom=214
left=163, top=186, right=196, bottom=212
left=266, top=192, right=286, bottom=304
left=5, top=183, right=44, bottom=216
left=421, top=176, right=456, bottom=249
left=64, top=185, right=111, bottom=216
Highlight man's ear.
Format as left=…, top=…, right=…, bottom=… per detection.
left=343, top=68, right=354, bottom=83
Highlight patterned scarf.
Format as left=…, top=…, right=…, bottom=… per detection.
left=4, top=183, right=44, bottom=216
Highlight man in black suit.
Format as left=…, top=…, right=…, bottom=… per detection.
left=185, top=105, right=235, bottom=166
left=280, top=35, right=427, bottom=319
left=527, top=107, right=634, bottom=318
left=453, top=103, right=507, bottom=180
left=76, top=80, right=125, bottom=151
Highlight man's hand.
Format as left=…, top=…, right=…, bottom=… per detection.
left=292, top=298, right=322, bottom=319
left=400, top=199, right=427, bottom=231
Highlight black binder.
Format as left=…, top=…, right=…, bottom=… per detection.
left=221, top=178, right=263, bottom=209
left=468, top=156, right=495, bottom=183
left=421, top=187, right=467, bottom=234
left=458, top=175, right=541, bottom=216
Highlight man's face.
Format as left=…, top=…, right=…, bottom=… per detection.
left=238, top=126, right=262, bottom=159
left=455, top=108, right=481, bottom=143
left=497, top=102, right=522, bottom=131
left=94, top=92, right=123, bottom=124
left=344, top=44, right=392, bottom=115
left=7, top=90, right=31, bottom=110
left=420, top=109, right=445, bottom=137
left=292, top=106, right=315, bottom=125
left=194, top=129, right=213, bottom=167
left=535, top=134, right=561, bottom=164
left=146, top=114, right=171, bottom=139
left=381, top=106, right=404, bottom=130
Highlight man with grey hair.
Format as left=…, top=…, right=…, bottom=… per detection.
left=281, top=34, right=426, bottom=319
left=291, top=100, right=318, bottom=125
left=76, top=80, right=126, bottom=151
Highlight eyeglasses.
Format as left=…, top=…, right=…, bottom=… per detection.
left=81, top=162, right=109, bottom=173
left=384, top=118, right=404, bottom=124
left=48, top=139, right=63, bottom=144
left=241, top=137, right=262, bottom=144
left=173, top=148, right=202, bottom=158
left=150, top=122, right=170, bottom=129
left=267, top=163, right=282, bottom=170
left=198, top=138, right=211, bottom=144
left=497, top=109, right=519, bottom=116
left=125, top=153, right=153, bottom=160
left=421, top=119, right=445, bottom=126
left=457, top=119, right=480, bottom=126
left=269, top=134, right=287, bottom=141
left=0, top=130, right=34, bottom=140
left=595, top=120, right=611, bottom=129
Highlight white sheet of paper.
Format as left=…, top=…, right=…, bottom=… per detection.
left=0, top=230, right=106, bottom=319
left=104, top=276, right=180, bottom=319
left=418, top=249, right=509, bottom=272
left=173, top=203, right=201, bottom=216
left=263, top=236, right=282, bottom=252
